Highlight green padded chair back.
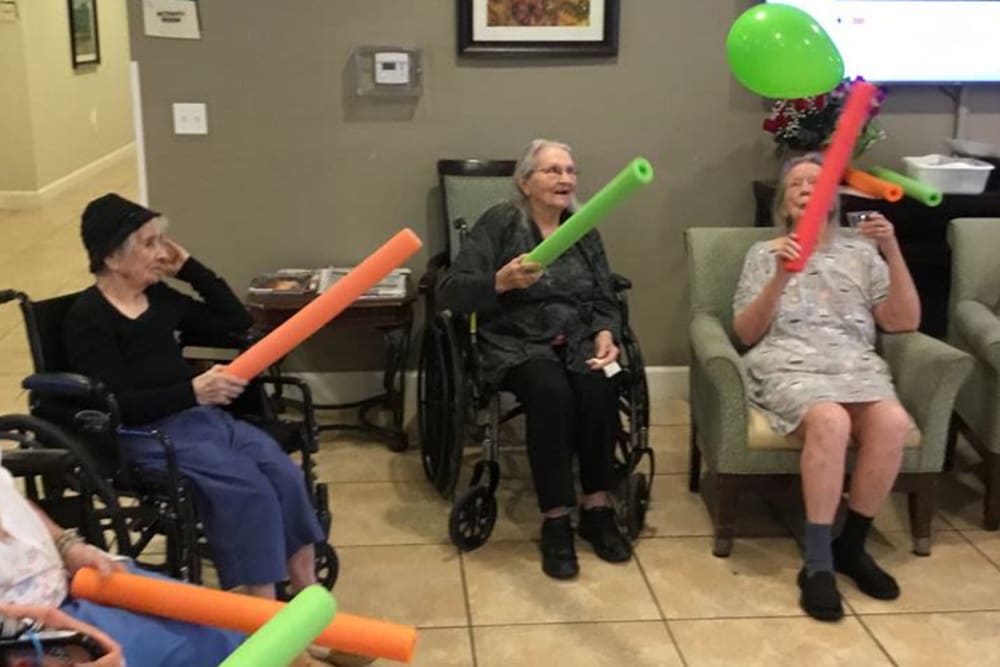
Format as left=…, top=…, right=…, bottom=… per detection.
left=947, top=218, right=1000, bottom=320
left=438, top=159, right=517, bottom=263
left=685, top=227, right=777, bottom=333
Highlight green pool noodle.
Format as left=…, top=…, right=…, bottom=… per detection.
left=525, top=157, right=654, bottom=267
left=220, top=585, right=337, bottom=667
left=869, top=166, right=943, bottom=207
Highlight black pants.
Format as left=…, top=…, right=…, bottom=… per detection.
left=501, top=359, right=619, bottom=512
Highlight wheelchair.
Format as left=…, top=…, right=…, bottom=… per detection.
left=0, top=288, right=338, bottom=596
left=416, top=159, right=654, bottom=552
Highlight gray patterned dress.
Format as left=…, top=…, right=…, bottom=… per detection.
left=734, top=232, right=897, bottom=435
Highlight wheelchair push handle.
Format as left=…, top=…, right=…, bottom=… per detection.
left=0, top=289, right=25, bottom=305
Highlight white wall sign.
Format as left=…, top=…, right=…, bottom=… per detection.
left=143, top=0, right=201, bottom=40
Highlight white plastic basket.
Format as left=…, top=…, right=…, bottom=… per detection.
left=902, top=154, right=995, bottom=195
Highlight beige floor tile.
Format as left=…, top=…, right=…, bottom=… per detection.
left=326, top=481, right=451, bottom=546
left=313, top=436, right=426, bottom=483
left=405, top=628, right=474, bottom=667
left=671, top=616, right=891, bottom=666
left=650, top=399, right=689, bottom=427
left=641, top=474, right=789, bottom=539
left=333, top=544, right=467, bottom=628
left=863, top=611, right=1000, bottom=667
left=963, top=530, right=1000, bottom=569
left=0, top=375, right=26, bottom=415
left=638, top=536, right=804, bottom=619
left=841, top=531, right=1000, bottom=613
left=0, top=327, right=31, bottom=376
left=474, top=621, right=682, bottom=667
left=648, top=424, right=690, bottom=475
left=463, top=540, right=661, bottom=625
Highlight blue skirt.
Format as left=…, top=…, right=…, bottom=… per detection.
left=121, top=406, right=326, bottom=589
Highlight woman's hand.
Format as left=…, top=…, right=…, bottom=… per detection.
left=62, top=542, right=127, bottom=579
left=161, top=237, right=191, bottom=277
left=857, top=213, right=899, bottom=253
left=771, top=233, right=801, bottom=278
left=192, top=365, right=248, bottom=406
left=587, top=330, right=620, bottom=371
left=495, top=254, right=544, bottom=293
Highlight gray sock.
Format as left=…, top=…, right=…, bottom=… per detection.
left=804, top=522, right=834, bottom=576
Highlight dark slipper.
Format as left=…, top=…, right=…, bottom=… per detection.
left=798, top=567, right=844, bottom=622
left=833, top=548, right=900, bottom=600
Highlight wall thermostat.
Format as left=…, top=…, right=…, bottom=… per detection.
left=374, top=52, right=410, bottom=85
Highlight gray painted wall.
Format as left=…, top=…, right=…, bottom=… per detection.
left=127, top=0, right=1000, bottom=368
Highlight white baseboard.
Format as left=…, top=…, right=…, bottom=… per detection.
left=0, top=142, right=136, bottom=210
left=287, top=365, right=689, bottom=423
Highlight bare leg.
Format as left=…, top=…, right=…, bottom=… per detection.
left=244, top=584, right=276, bottom=599
left=798, top=402, right=852, bottom=523
left=843, top=400, right=909, bottom=515
left=581, top=491, right=612, bottom=509
left=288, top=543, right=317, bottom=594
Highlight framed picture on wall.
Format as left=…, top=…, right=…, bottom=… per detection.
left=68, top=0, right=101, bottom=68
left=457, top=0, right=620, bottom=57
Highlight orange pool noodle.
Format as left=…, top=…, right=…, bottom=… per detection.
left=226, top=229, right=422, bottom=380
left=70, top=569, right=418, bottom=663
left=785, top=81, right=877, bottom=273
left=843, top=167, right=903, bottom=202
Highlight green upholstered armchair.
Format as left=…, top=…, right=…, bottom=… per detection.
left=947, top=218, right=1000, bottom=528
left=685, top=227, right=973, bottom=557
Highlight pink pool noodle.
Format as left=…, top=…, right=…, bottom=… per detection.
left=784, top=81, right=877, bottom=273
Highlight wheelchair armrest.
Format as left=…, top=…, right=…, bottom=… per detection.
left=258, top=375, right=318, bottom=432
left=179, top=329, right=256, bottom=351
left=418, top=253, right=449, bottom=295
left=22, top=372, right=107, bottom=400
left=0, top=448, right=76, bottom=478
left=610, top=273, right=632, bottom=292
left=117, top=427, right=184, bottom=495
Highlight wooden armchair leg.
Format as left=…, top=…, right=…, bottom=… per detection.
left=907, top=476, right=936, bottom=556
left=984, top=452, right=1000, bottom=531
left=710, top=473, right=738, bottom=558
left=688, top=423, right=702, bottom=493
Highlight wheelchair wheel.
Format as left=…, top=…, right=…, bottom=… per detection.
left=623, top=472, right=651, bottom=541
left=0, top=413, right=129, bottom=550
left=276, top=542, right=339, bottom=601
left=449, top=485, right=497, bottom=552
left=417, top=313, right=467, bottom=498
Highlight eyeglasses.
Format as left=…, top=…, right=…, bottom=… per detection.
left=534, top=165, right=579, bottom=178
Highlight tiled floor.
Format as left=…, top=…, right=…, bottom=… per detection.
left=4, top=157, right=1000, bottom=665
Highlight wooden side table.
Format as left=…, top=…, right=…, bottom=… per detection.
left=246, top=293, right=415, bottom=452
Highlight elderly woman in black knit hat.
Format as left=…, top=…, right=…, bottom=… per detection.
left=62, top=193, right=328, bottom=603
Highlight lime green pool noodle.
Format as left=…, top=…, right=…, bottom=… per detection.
left=525, top=157, right=654, bottom=267
left=869, top=166, right=943, bottom=207
left=220, top=586, right=337, bottom=667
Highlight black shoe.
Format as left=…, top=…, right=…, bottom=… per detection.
left=832, top=544, right=900, bottom=600
left=798, top=568, right=844, bottom=622
left=540, top=515, right=579, bottom=580
left=578, top=506, right=632, bottom=563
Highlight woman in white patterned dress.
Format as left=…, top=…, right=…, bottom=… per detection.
left=733, top=153, right=920, bottom=622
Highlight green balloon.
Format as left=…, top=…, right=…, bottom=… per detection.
left=727, top=3, right=844, bottom=98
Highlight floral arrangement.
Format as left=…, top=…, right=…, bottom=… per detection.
left=762, top=77, right=888, bottom=157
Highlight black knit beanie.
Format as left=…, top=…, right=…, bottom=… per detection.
left=81, top=193, right=160, bottom=273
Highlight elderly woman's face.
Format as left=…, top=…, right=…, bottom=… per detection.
left=782, top=161, right=821, bottom=224
left=519, top=146, right=577, bottom=214
left=104, top=219, right=168, bottom=288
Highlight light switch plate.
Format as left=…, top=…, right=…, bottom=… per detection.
left=172, top=102, right=208, bottom=135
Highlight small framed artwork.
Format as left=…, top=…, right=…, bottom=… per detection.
left=68, top=0, right=101, bottom=68
left=457, top=0, right=620, bottom=58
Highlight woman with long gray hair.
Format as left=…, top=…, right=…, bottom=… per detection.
left=439, top=138, right=630, bottom=580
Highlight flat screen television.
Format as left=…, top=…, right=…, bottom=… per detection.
left=766, top=1, right=1000, bottom=84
